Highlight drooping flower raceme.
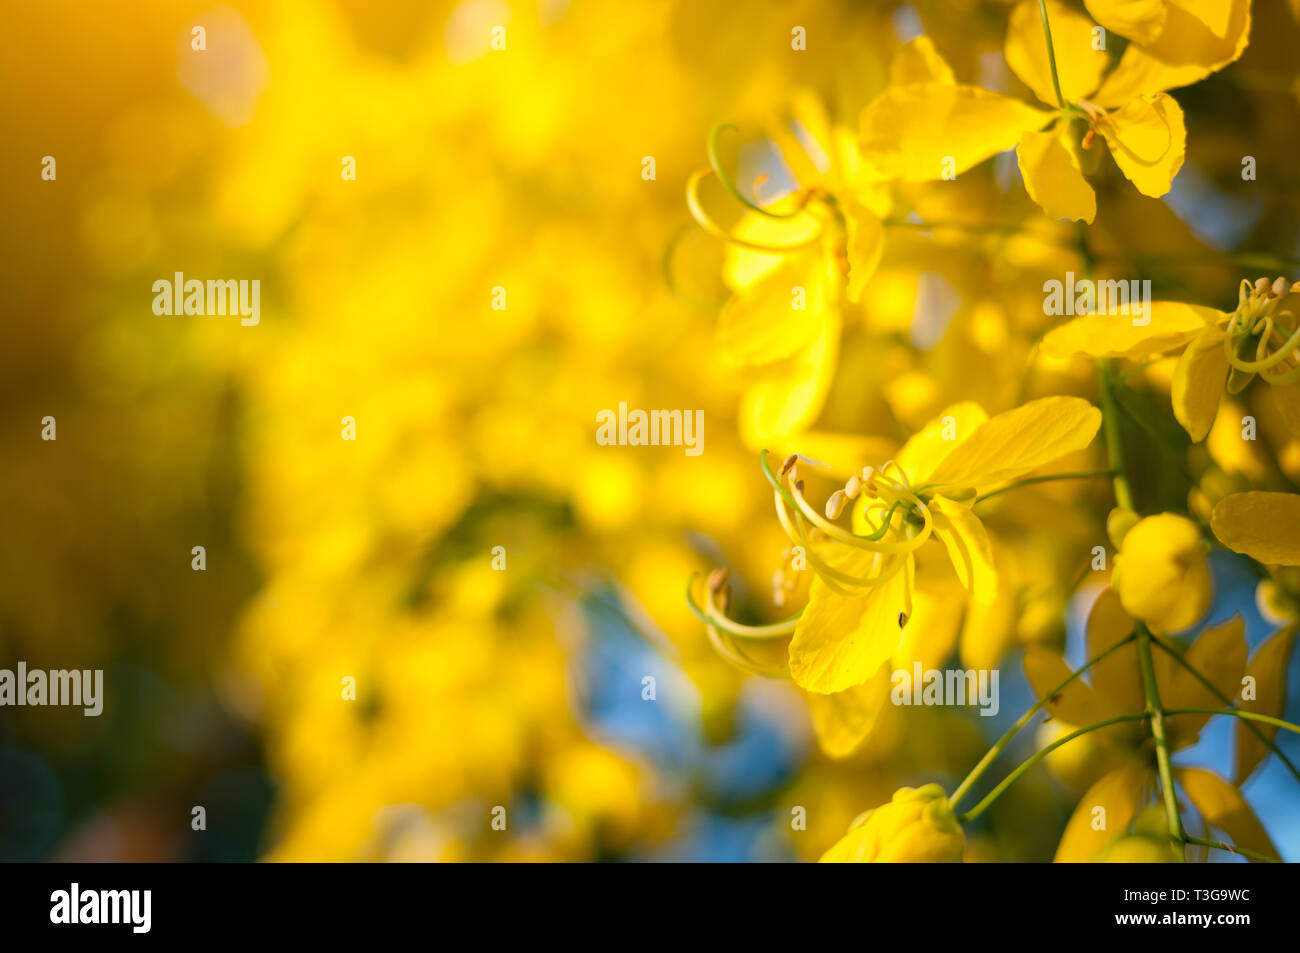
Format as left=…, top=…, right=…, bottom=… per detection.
left=1024, top=589, right=1282, bottom=861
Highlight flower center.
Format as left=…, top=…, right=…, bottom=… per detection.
left=1224, top=277, right=1300, bottom=389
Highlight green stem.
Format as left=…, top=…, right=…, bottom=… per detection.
left=881, top=218, right=1032, bottom=236
left=1136, top=623, right=1186, bottom=843
left=1037, top=0, right=1067, bottom=109
left=950, top=633, right=1136, bottom=808
left=956, top=713, right=1150, bottom=822
left=1149, top=633, right=1300, bottom=788
left=1098, top=361, right=1135, bottom=510
left=1165, top=708, right=1300, bottom=736
left=1184, top=835, right=1282, bottom=864
left=973, top=469, right=1116, bottom=506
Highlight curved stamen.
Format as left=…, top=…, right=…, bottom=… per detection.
left=686, top=573, right=800, bottom=638
left=777, top=491, right=904, bottom=593
left=685, top=168, right=824, bottom=253
left=708, top=123, right=819, bottom=221
left=860, top=500, right=905, bottom=541
left=1260, top=361, right=1300, bottom=386
left=704, top=590, right=791, bottom=677
left=1224, top=308, right=1300, bottom=374
left=789, top=478, right=932, bottom=554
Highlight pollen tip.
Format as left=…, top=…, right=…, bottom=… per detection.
left=780, top=453, right=799, bottom=476
left=1274, top=276, right=1292, bottom=297
left=707, top=568, right=730, bottom=594
left=845, top=475, right=862, bottom=499
left=825, top=489, right=848, bottom=520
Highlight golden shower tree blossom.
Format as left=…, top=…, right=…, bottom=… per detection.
left=859, top=0, right=1252, bottom=222
left=1043, top=278, right=1300, bottom=440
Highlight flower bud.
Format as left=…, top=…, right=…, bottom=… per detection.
left=820, top=783, right=964, bottom=863
left=1112, top=514, right=1211, bottom=633
left=1106, top=506, right=1140, bottom=550
left=1100, top=834, right=1183, bottom=863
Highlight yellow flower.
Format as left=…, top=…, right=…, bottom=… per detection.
left=687, top=34, right=968, bottom=448
left=1043, top=277, right=1300, bottom=441
left=784, top=396, right=1100, bottom=695
left=1112, top=513, right=1212, bottom=633
left=820, top=784, right=964, bottom=863
left=859, top=0, right=1252, bottom=222
left=687, top=87, right=893, bottom=448
left=1024, top=591, right=1283, bottom=860
left=693, top=396, right=1100, bottom=709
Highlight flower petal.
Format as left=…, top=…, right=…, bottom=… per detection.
left=1084, top=0, right=1169, bottom=45
left=1093, top=0, right=1252, bottom=107
left=1171, top=324, right=1228, bottom=441
left=1271, top=380, right=1300, bottom=437
left=1006, top=0, right=1109, bottom=106
left=1040, top=300, right=1220, bottom=360
left=841, top=194, right=885, bottom=304
left=1087, top=588, right=1145, bottom=715
left=893, top=401, right=990, bottom=486
left=959, top=547, right=1019, bottom=671
left=889, top=35, right=955, bottom=86
left=1099, top=92, right=1186, bottom=198
left=1023, top=644, right=1121, bottom=727
left=860, top=84, right=1051, bottom=182
left=1211, top=491, right=1300, bottom=566
left=789, top=569, right=910, bottom=694
left=737, top=311, right=839, bottom=447
left=893, top=563, right=965, bottom=669
left=1164, top=616, right=1247, bottom=746
left=1178, top=767, right=1279, bottom=861
left=1054, top=762, right=1151, bottom=861
left=925, top=396, right=1102, bottom=490
left=716, top=253, right=831, bottom=366
left=804, top=663, right=894, bottom=758
left=1016, top=127, right=1096, bottom=222
left=930, top=496, right=997, bottom=603
left=1235, top=624, right=1299, bottom=783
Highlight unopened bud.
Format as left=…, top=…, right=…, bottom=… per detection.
left=1106, top=506, right=1140, bottom=550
